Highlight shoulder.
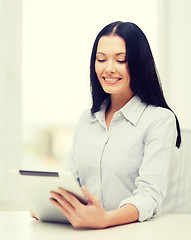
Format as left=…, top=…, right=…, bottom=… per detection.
left=77, top=109, right=93, bottom=124
left=145, top=105, right=176, bottom=124
left=74, top=108, right=94, bottom=132
left=142, top=105, right=177, bottom=138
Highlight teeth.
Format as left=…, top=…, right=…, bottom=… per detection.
left=105, top=78, right=120, bottom=82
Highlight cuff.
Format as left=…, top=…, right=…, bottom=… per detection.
left=119, top=195, right=158, bottom=222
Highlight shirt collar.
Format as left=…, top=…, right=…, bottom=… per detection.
left=120, top=95, right=148, bottom=126
left=91, top=98, right=110, bottom=127
left=91, top=97, right=110, bottom=125
left=91, top=95, right=148, bottom=126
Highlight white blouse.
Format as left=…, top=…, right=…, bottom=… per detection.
left=64, top=95, right=177, bottom=221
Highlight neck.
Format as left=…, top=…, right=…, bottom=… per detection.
left=109, top=92, right=134, bottom=113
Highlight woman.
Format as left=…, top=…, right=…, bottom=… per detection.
left=49, top=21, right=181, bottom=228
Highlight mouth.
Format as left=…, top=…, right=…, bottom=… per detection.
left=103, top=77, right=122, bottom=84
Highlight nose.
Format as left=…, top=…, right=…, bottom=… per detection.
left=105, top=60, right=116, bottom=74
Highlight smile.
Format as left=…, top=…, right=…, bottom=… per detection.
left=103, top=77, right=122, bottom=84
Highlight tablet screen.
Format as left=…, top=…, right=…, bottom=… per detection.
left=11, top=169, right=87, bottom=223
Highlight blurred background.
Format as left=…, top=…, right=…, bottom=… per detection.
left=0, top=0, right=191, bottom=210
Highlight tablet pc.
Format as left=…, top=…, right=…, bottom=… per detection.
left=11, top=169, right=87, bottom=223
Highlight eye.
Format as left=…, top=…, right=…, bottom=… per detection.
left=97, top=59, right=106, bottom=63
left=117, top=60, right=127, bottom=63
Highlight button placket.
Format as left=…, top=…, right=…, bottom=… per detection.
left=96, top=132, right=110, bottom=200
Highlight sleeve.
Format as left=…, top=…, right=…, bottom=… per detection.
left=119, top=109, right=177, bottom=222
left=63, top=109, right=90, bottom=184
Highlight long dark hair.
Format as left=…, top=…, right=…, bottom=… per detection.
left=90, top=21, right=181, bottom=148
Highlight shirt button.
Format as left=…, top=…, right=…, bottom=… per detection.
left=116, top=113, right=120, bottom=117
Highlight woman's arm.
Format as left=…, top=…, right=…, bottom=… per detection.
left=50, top=186, right=139, bottom=229
left=118, top=109, right=177, bottom=221
left=106, top=203, right=139, bottom=227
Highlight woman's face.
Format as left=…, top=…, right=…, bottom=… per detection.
left=95, top=35, right=133, bottom=98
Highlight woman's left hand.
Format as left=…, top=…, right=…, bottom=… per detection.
left=50, top=186, right=108, bottom=229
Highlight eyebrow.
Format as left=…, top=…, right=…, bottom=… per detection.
left=96, top=52, right=126, bottom=56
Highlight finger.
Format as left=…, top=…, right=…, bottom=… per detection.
left=50, top=198, right=73, bottom=222
left=57, top=187, right=82, bottom=209
left=30, top=210, right=38, bottom=220
left=50, top=191, right=75, bottom=213
left=81, top=186, right=100, bottom=206
left=50, top=198, right=80, bottom=227
left=50, top=198, right=70, bottom=215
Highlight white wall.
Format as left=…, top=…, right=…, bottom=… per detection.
left=158, top=0, right=191, bottom=129
left=0, top=0, right=23, bottom=209
left=22, top=0, right=158, bottom=128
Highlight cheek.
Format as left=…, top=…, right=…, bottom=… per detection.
left=119, top=65, right=128, bottom=74
left=95, top=63, right=104, bottom=77
left=121, top=67, right=130, bottom=80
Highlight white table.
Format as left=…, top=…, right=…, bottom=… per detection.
left=0, top=211, right=191, bottom=240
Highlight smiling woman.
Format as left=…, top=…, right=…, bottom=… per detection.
left=95, top=35, right=133, bottom=129
left=1, top=0, right=190, bottom=215
left=44, top=21, right=181, bottom=229
left=95, top=36, right=132, bottom=94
